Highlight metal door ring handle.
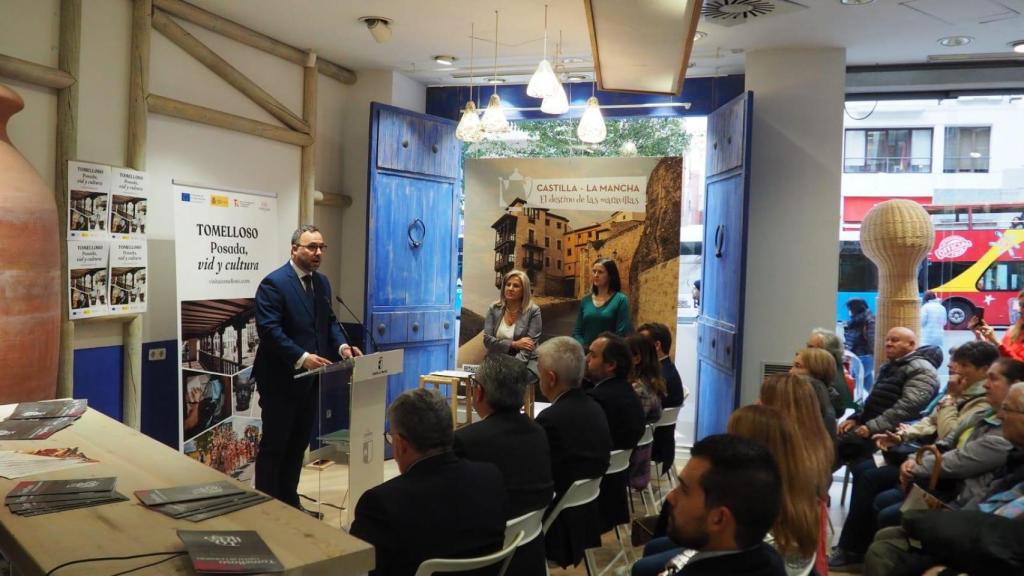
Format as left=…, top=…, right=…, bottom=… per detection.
left=715, top=224, right=726, bottom=258
left=402, top=140, right=409, bottom=148
left=432, top=144, right=439, bottom=153
left=408, top=218, right=426, bottom=249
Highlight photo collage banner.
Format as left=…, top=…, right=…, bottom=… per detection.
left=173, top=182, right=278, bottom=483
left=67, top=161, right=148, bottom=319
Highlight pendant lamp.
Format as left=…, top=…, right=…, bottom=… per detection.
left=481, top=11, right=509, bottom=134
left=577, top=95, right=606, bottom=144
left=455, top=23, right=483, bottom=142
left=526, top=5, right=560, bottom=99
left=540, top=35, right=569, bottom=114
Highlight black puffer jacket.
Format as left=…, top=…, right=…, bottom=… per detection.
left=854, top=345, right=941, bottom=434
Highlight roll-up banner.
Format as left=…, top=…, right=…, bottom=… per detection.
left=174, top=182, right=278, bottom=482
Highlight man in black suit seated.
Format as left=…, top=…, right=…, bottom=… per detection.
left=454, top=353, right=554, bottom=576
left=638, top=322, right=686, bottom=475
left=350, top=389, right=508, bottom=576
left=586, top=332, right=647, bottom=533
left=535, top=336, right=612, bottom=569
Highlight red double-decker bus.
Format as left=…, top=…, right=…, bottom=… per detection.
left=926, top=203, right=1024, bottom=328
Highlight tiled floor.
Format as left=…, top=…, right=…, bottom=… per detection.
left=298, top=457, right=862, bottom=575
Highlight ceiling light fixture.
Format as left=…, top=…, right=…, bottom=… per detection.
left=938, top=35, right=973, bottom=48
left=434, top=55, right=456, bottom=66
left=840, top=0, right=874, bottom=5
left=526, top=4, right=561, bottom=99
left=577, top=82, right=606, bottom=144
left=455, top=23, right=482, bottom=143
left=358, top=16, right=392, bottom=43
left=541, top=35, right=569, bottom=115
left=566, top=74, right=589, bottom=82
left=1011, top=40, right=1024, bottom=54
left=694, top=30, right=708, bottom=41
left=485, top=77, right=507, bottom=84
left=563, top=57, right=587, bottom=64
left=481, top=11, right=509, bottom=134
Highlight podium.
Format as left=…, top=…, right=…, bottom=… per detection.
left=296, top=350, right=403, bottom=525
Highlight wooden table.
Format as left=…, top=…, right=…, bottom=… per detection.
left=0, top=409, right=374, bottom=575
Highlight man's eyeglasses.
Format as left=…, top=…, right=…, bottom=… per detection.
left=384, top=431, right=393, bottom=445
left=296, top=243, right=328, bottom=252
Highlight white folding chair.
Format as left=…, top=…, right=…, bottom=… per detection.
left=844, top=350, right=866, bottom=404
left=585, top=449, right=634, bottom=576
left=541, top=477, right=603, bottom=576
left=630, top=425, right=657, bottom=516
left=649, top=406, right=682, bottom=499
left=414, top=530, right=524, bottom=576
left=504, top=507, right=545, bottom=549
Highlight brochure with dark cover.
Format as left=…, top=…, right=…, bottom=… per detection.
left=6, top=489, right=120, bottom=504
left=153, top=492, right=269, bottom=519
left=0, top=417, right=76, bottom=440
left=8, top=491, right=128, bottom=516
left=7, top=477, right=117, bottom=498
left=183, top=494, right=271, bottom=523
left=177, top=530, right=283, bottom=574
left=135, top=480, right=245, bottom=506
left=9, top=399, right=88, bottom=420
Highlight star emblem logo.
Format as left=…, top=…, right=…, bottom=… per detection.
left=984, top=294, right=995, bottom=305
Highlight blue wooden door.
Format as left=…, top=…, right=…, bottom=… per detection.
left=695, top=92, right=753, bottom=439
left=366, top=103, right=460, bottom=412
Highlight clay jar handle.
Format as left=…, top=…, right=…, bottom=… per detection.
left=0, top=84, right=27, bottom=144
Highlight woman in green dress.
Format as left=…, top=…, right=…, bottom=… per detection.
left=572, top=258, right=631, bottom=350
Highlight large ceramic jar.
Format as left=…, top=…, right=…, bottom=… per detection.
left=0, top=84, right=60, bottom=403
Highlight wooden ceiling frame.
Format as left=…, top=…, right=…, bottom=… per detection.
left=584, top=0, right=704, bottom=96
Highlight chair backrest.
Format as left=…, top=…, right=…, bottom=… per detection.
left=844, top=350, right=866, bottom=403
left=606, top=448, right=631, bottom=475
left=414, top=531, right=525, bottom=576
left=542, top=477, right=602, bottom=535
left=636, top=424, right=654, bottom=448
left=653, top=406, right=681, bottom=428
left=504, top=507, right=545, bottom=548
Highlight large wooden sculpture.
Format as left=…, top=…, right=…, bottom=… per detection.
left=0, top=85, right=60, bottom=403
left=861, top=199, right=934, bottom=365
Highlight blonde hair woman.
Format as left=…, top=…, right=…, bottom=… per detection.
left=728, top=405, right=823, bottom=574
left=790, top=348, right=840, bottom=440
left=761, top=373, right=835, bottom=485
left=483, top=270, right=542, bottom=366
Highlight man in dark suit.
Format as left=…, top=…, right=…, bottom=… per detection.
left=638, top=322, right=686, bottom=474
left=351, top=389, right=508, bottom=576
left=535, top=336, right=612, bottom=568
left=253, top=225, right=360, bottom=511
left=454, top=353, right=553, bottom=575
left=586, top=332, right=646, bottom=532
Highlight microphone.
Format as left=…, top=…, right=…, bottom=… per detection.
left=321, top=294, right=357, bottom=352
left=336, top=295, right=380, bottom=351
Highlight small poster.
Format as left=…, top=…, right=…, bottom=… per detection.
left=68, top=241, right=109, bottom=319
left=109, top=168, right=148, bottom=240
left=67, top=161, right=111, bottom=241
left=108, top=241, right=148, bottom=315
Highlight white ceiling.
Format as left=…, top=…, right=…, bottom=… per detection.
left=190, top=0, right=1024, bottom=86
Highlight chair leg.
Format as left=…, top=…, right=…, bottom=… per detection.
left=840, top=467, right=851, bottom=507
left=645, top=484, right=656, bottom=516
left=584, top=548, right=597, bottom=576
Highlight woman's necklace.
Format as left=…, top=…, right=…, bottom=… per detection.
left=505, top=305, right=522, bottom=323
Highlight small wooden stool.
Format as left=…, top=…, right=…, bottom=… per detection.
left=418, top=373, right=473, bottom=427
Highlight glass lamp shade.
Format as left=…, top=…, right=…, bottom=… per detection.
left=526, top=59, right=561, bottom=99
left=540, top=83, right=569, bottom=114
left=455, top=100, right=483, bottom=142
left=481, top=93, right=510, bottom=133
left=577, top=96, right=607, bottom=143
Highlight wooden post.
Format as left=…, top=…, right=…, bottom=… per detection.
left=300, top=52, right=316, bottom=225
left=55, top=0, right=81, bottom=399
left=151, top=10, right=309, bottom=134
left=122, top=0, right=151, bottom=430
left=151, top=0, right=356, bottom=85
left=147, top=94, right=312, bottom=146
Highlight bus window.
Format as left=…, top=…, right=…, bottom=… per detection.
left=927, top=262, right=974, bottom=290
left=977, top=261, right=1024, bottom=292
left=838, top=242, right=876, bottom=292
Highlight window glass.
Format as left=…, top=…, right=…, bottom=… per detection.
left=977, top=261, right=1024, bottom=292
left=844, top=128, right=933, bottom=173
left=945, top=127, right=991, bottom=173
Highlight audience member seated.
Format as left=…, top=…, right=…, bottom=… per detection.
left=350, top=389, right=507, bottom=576
left=454, top=353, right=554, bottom=576
left=482, top=269, right=542, bottom=373
left=829, top=341, right=997, bottom=569
left=760, top=374, right=835, bottom=488
left=807, top=327, right=854, bottom=412
left=534, top=336, right=612, bottom=569
left=632, top=435, right=786, bottom=576
left=638, top=322, right=686, bottom=476
left=789, top=348, right=839, bottom=444
left=864, top=380, right=1024, bottom=575
left=626, top=334, right=665, bottom=489
left=585, top=332, right=647, bottom=533
left=836, top=327, right=940, bottom=467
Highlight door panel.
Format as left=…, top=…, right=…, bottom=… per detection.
left=366, top=103, right=460, bottom=425
left=695, top=92, right=753, bottom=440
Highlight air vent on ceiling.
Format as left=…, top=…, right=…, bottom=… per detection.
left=702, top=0, right=808, bottom=27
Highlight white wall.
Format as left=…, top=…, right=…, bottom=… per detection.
left=742, top=48, right=846, bottom=405
left=1, top=1, right=425, bottom=352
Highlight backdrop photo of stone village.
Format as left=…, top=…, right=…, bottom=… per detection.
left=459, top=156, right=682, bottom=364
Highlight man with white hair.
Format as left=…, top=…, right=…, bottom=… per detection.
left=535, top=336, right=612, bottom=569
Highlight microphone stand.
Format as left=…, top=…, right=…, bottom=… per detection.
left=336, top=295, right=380, bottom=351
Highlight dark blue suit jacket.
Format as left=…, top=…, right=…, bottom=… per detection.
left=253, top=262, right=346, bottom=393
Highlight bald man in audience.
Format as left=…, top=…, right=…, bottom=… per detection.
left=836, top=326, right=941, bottom=466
